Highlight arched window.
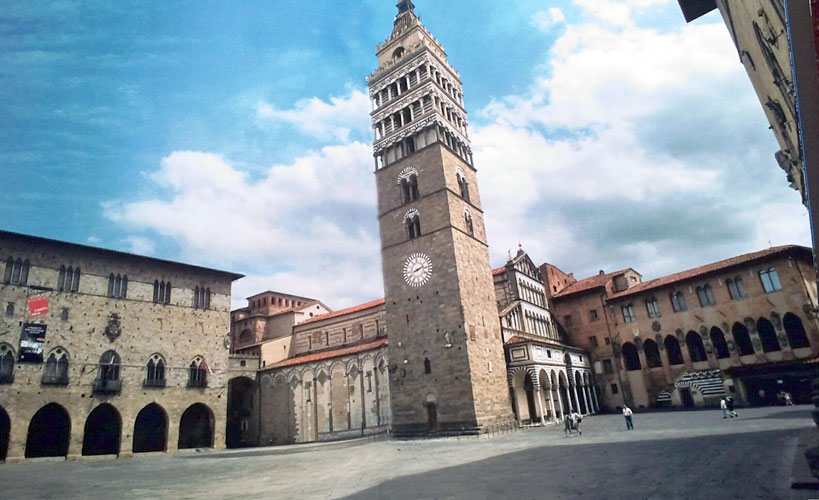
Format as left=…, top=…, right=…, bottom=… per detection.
left=0, top=344, right=14, bottom=384
left=757, top=318, right=781, bottom=352
left=424, top=357, right=431, bottom=374
left=621, top=304, right=636, bottom=323
left=42, top=348, right=69, bottom=385
left=456, top=172, right=470, bottom=201
left=405, top=213, right=421, bottom=240
left=3, top=258, right=29, bottom=285
left=696, top=285, right=715, bottom=307
left=686, top=331, right=708, bottom=362
left=95, top=351, right=121, bottom=394
left=643, top=339, right=663, bottom=368
left=670, top=291, right=687, bottom=312
left=726, top=277, right=746, bottom=300
left=710, top=327, right=730, bottom=359
left=238, top=329, right=252, bottom=343
left=759, top=268, right=782, bottom=292
left=732, top=322, right=755, bottom=356
left=400, top=174, right=419, bottom=204
left=107, top=274, right=127, bottom=299
left=145, top=354, right=166, bottom=388
left=153, top=280, right=171, bottom=304
left=783, top=313, right=810, bottom=349
left=464, top=208, right=473, bottom=236
left=57, top=266, right=81, bottom=292
left=645, top=297, right=661, bottom=318
left=194, top=287, right=211, bottom=309
left=188, top=357, right=208, bottom=388
left=392, top=47, right=405, bottom=59
left=664, top=335, right=684, bottom=365
left=621, top=342, right=641, bottom=371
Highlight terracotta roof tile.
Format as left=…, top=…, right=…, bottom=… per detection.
left=492, top=267, right=505, bottom=276
left=260, top=337, right=388, bottom=371
left=609, top=245, right=810, bottom=300
left=505, top=336, right=528, bottom=345
left=298, top=298, right=385, bottom=326
left=553, top=269, right=632, bottom=298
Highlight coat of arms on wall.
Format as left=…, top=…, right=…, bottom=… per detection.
left=105, top=313, right=121, bottom=342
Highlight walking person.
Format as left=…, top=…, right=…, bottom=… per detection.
left=564, top=413, right=573, bottom=437
left=622, top=405, right=634, bottom=430
left=571, top=410, right=582, bottom=436
left=726, top=395, right=738, bottom=417
left=720, top=397, right=730, bottom=418
left=784, top=392, right=793, bottom=406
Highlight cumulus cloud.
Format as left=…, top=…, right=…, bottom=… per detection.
left=124, top=235, right=156, bottom=256
left=531, top=8, right=566, bottom=31
left=257, top=89, right=371, bottom=143
left=474, top=0, right=810, bottom=281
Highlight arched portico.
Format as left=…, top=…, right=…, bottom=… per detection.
left=26, top=403, right=71, bottom=458
left=179, top=403, right=214, bottom=449
left=133, top=403, right=168, bottom=453
left=0, top=405, right=8, bottom=461
left=82, top=403, right=121, bottom=456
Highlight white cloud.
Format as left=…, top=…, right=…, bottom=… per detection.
left=257, top=89, right=371, bottom=143
left=573, top=0, right=671, bottom=27
left=531, top=8, right=566, bottom=31
left=124, top=235, right=156, bottom=256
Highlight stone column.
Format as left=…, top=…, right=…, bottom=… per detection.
left=535, top=387, right=547, bottom=426
left=572, top=383, right=582, bottom=413
left=582, top=385, right=591, bottom=415
left=548, top=387, right=557, bottom=422
left=555, top=386, right=565, bottom=420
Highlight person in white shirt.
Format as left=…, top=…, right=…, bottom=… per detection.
left=720, top=397, right=729, bottom=419
left=622, top=406, right=634, bottom=430
left=571, top=411, right=582, bottom=436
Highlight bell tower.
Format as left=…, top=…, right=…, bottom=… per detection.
left=368, top=2, right=513, bottom=435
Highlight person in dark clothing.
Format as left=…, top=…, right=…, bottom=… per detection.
left=725, top=396, right=738, bottom=417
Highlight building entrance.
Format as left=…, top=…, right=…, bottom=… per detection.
left=26, top=403, right=70, bottom=458
left=82, top=404, right=121, bottom=456
left=179, top=403, right=214, bottom=449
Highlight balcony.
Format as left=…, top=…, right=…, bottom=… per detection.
left=143, top=378, right=166, bottom=389
left=41, top=374, right=69, bottom=386
left=187, top=378, right=207, bottom=389
left=93, top=378, right=122, bottom=394
left=0, top=373, right=13, bottom=385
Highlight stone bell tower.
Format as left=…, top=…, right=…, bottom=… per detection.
left=367, top=1, right=513, bottom=435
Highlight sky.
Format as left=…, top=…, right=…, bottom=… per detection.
left=1, top=0, right=811, bottom=310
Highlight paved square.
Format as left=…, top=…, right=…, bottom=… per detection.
left=1, top=405, right=814, bottom=499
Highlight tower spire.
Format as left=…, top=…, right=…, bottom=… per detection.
left=396, top=0, right=415, bottom=15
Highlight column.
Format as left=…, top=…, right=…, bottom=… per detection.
left=555, top=386, right=565, bottom=420
left=572, top=382, right=582, bottom=413
left=535, top=387, right=547, bottom=425
left=581, top=384, right=591, bottom=415
left=591, top=384, right=600, bottom=413
left=547, top=386, right=557, bottom=422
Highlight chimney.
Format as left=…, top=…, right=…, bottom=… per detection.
left=599, top=270, right=605, bottom=275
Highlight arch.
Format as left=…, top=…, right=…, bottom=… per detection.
left=710, top=327, right=730, bottom=359
left=523, top=372, right=537, bottom=422
left=685, top=331, right=707, bottom=362
left=179, top=403, right=214, bottom=449
left=82, top=403, right=121, bottom=456
left=133, top=403, right=168, bottom=453
left=0, top=343, right=15, bottom=383
left=784, top=313, right=811, bottom=348
left=757, top=318, right=781, bottom=352
left=188, top=356, right=208, bottom=388
left=25, top=403, right=71, bottom=458
left=664, top=335, right=684, bottom=365
left=732, top=322, right=755, bottom=355
left=574, top=371, right=588, bottom=414
left=227, top=377, right=256, bottom=449
left=392, top=46, right=405, bottom=59
left=43, top=347, right=70, bottom=385
left=238, top=329, right=252, bottom=343
left=0, top=405, right=8, bottom=461
left=99, top=350, right=120, bottom=380
left=621, top=342, right=641, bottom=371
left=643, top=339, right=663, bottom=368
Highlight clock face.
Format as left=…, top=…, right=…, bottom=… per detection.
left=403, top=253, right=432, bottom=287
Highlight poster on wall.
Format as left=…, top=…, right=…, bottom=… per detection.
left=18, top=323, right=47, bottom=363
left=27, top=295, right=49, bottom=317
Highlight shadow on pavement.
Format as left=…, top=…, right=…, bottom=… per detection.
left=742, top=409, right=814, bottom=421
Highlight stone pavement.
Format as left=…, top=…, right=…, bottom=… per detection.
left=0, top=405, right=815, bottom=499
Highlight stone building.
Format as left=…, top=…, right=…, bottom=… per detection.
left=678, top=0, right=806, bottom=204
left=0, top=230, right=248, bottom=462
left=255, top=299, right=390, bottom=444
left=549, top=245, right=819, bottom=410
left=495, top=249, right=597, bottom=425
left=369, top=0, right=514, bottom=437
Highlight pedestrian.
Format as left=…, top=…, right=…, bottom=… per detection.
left=622, top=405, right=634, bottom=430
left=571, top=410, right=582, bottom=436
left=726, top=396, right=738, bottom=417
left=784, top=392, right=793, bottom=406
left=720, top=397, right=729, bottom=418
left=564, top=413, right=573, bottom=437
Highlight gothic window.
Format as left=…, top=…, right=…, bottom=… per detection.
left=757, top=318, right=781, bottom=352
left=464, top=208, right=473, bottom=236
left=710, top=327, right=730, bottom=359
left=726, top=277, right=747, bottom=300
left=405, top=213, right=421, bottom=240
left=153, top=280, right=172, bottom=304
left=686, top=331, right=708, bottom=362
left=0, top=344, right=15, bottom=384
left=670, top=291, right=687, bottom=312
left=194, top=287, right=211, bottom=309
left=644, top=339, right=663, bottom=368
left=645, top=297, right=661, bottom=318
left=759, top=268, right=782, bottom=292
left=57, top=266, right=81, bottom=292
left=696, top=285, right=716, bottom=307
left=3, top=257, right=30, bottom=285
left=621, top=304, right=635, bottom=323
left=732, top=322, right=755, bottom=356
left=188, top=357, right=208, bottom=388
left=107, top=274, right=128, bottom=299
left=456, top=172, right=470, bottom=201
left=99, top=351, right=121, bottom=381
left=664, top=335, right=684, bottom=365
left=400, top=174, right=420, bottom=204
left=621, top=342, right=641, bottom=371
left=42, top=348, right=69, bottom=385
left=145, top=354, right=166, bottom=388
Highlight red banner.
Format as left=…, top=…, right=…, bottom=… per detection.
left=27, top=296, right=48, bottom=317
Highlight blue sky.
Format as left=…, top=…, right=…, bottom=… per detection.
left=2, top=0, right=810, bottom=309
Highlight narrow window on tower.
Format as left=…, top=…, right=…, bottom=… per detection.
left=405, top=213, right=421, bottom=240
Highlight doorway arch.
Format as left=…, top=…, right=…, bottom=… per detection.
left=0, top=405, right=9, bottom=461
left=227, top=377, right=256, bottom=449
left=25, top=403, right=71, bottom=458
left=133, top=403, right=168, bottom=453
left=82, top=403, right=121, bottom=456
left=179, top=403, right=214, bottom=449
left=757, top=318, right=781, bottom=352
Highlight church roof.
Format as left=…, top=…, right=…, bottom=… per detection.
left=260, top=337, right=388, bottom=371
left=298, top=298, right=385, bottom=326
